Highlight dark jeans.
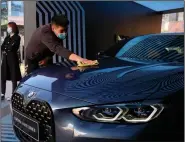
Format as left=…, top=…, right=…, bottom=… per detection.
left=1, top=80, right=17, bottom=94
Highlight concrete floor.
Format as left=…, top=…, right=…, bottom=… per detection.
left=0, top=63, right=25, bottom=142
left=1, top=81, right=20, bottom=142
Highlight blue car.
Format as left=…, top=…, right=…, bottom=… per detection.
left=11, top=33, right=184, bottom=142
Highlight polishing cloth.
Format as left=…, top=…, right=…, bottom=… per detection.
left=77, top=60, right=99, bottom=67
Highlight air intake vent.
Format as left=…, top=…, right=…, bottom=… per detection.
left=11, top=93, right=55, bottom=142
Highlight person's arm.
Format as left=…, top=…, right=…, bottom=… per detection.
left=41, top=30, right=75, bottom=59
left=41, top=29, right=95, bottom=64
left=68, top=53, right=84, bottom=62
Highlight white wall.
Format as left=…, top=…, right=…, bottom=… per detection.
left=24, top=1, right=36, bottom=64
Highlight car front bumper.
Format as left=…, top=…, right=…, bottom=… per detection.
left=52, top=108, right=183, bottom=142
left=11, top=91, right=183, bottom=142
left=12, top=106, right=183, bottom=142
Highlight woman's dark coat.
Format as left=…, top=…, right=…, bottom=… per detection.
left=1, top=34, right=22, bottom=81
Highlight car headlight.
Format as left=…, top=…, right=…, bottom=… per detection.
left=72, top=104, right=164, bottom=123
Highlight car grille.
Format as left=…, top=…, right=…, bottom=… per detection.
left=11, top=93, right=55, bottom=142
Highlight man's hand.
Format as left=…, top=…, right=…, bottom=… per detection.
left=69, top=53, right=97, bottom=64
left=39, top=57, right=51, bottom=66
left=39, top=59, right=47, bottom=66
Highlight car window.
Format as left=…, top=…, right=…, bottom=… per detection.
left=116, top=34, right=184, bottom=63
left=103, top=38, right=134, bottom=57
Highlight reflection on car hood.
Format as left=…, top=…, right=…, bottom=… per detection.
left=21, top=58, right=184, bottom=104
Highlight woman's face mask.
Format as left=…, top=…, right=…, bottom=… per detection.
left=7, top=27, right=12, bottom=34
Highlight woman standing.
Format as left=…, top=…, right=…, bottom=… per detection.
left=1, top=22, right=22, bottom=100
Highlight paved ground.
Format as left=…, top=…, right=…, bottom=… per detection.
left=0, top=63, right=25, bottom=142
left=1, top=82, right=20, bottom=142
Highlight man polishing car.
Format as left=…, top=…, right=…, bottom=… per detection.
left=26, top=14, right=95, bottom=74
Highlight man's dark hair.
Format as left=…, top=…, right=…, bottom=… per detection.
left=51, top=14, right=69, bottom=27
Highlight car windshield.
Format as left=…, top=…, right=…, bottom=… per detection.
left=116, top=34, right=184, bottom=63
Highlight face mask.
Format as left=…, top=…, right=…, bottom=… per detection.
left=7, top=27, right=12, bottom=34
left=57, top=32, right=67, bottom=40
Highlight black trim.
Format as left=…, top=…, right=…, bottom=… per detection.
left=160, top=8, right=184, bottom=14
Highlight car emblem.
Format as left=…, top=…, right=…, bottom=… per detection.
left=23, top=91, right=37, bottom=107
left=28, top=91, right=36, bottom=98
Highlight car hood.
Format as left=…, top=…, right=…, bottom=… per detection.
left=20, top=58, right=184, bottom=105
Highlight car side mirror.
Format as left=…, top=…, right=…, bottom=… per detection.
left=96, top=51, right=109, bottom=59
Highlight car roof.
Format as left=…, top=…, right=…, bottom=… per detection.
left=116, top=32, right=184, bottom=57
left=137, top=32, right=184, bottom=37
left=150, top=32, right=184, bottom=35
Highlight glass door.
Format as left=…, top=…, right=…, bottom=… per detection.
left=161, top=12, right=184, bottom=33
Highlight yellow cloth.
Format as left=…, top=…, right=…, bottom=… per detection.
left=77, top=60, right=99, bottom=67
